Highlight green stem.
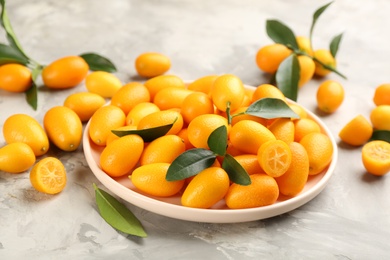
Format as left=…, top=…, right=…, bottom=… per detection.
left=27, top=59, right=43, bottom=70
left=311, top=56, right=347, bottom=79
left=294, top=50, right=311, bottom=57
left=292, top=48, right=347, bottom=79
left=226, top=102, right=232, bottom=125
left=285, top=44, right=299, bottom=53
left=230, top=111, right=246, bottom=120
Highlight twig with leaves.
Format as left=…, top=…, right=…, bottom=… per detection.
left=0, top=0, right=116, bottom=110
left=266, top=1, right=345, bottom=101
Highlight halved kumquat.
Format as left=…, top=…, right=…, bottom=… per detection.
left=30, top=157, right=67, bottom=194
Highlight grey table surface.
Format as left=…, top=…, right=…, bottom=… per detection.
left=1, top=0, right=390, bottom=259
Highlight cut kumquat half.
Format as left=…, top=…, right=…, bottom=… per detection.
left=30, top=157, right=67, bottom=194
left=257, top=140, right=292, bottom=177
left=362, top=140, right=390, bottom=176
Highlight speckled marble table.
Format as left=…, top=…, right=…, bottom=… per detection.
left=1, top=0, right=390, bottom=259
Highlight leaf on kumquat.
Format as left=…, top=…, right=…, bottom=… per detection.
left=222, top=154, right=251, bottom=186
left=266, top=19, right=299, bottom=51
left=276, top=54, right=299, bottom=101
left=208, top=125, right=228, bottom=156
left=246, top=98, right=300, bottom=119
left=80, top=53, right=117, bottom=73
left=166, top=148, right=216, bottom=181
left=112, top=122, right=174, bottom=142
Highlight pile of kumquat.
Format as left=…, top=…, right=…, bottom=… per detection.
left=84, top=53, right=334, bottom=209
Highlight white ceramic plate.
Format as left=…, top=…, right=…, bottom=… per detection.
left=83, top=86, right=337, bottom=223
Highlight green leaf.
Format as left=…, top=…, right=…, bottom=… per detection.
left=80, top=52, right=117, bottom=72
left=309, top=1, right=333, bottom=47
left=0, top=0, right=29, bottom=60
left=112, top=122, right=174, bottom=142
left=246, top=97, right=300, bottom=119
left=222, top=154, right=251, bottom=185
left=329, top=33, right=343, bottom=58
left=166, top=148, right=216, bottom=181
left=25, top=65, right=43, bottom=110
left=266, top=19, right=298, bottom=51
left=93, top=184, right=147, bottom=237
left=25, top=82, right=37, bottom=110
left=370, top=130, right=390, bottom=143
left=275, top=54, right=299, bottom=101
left=0, top=43, right=29, bottom=65
left=208, top=125, right=228, bottom=156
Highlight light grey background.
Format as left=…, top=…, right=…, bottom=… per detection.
left=1, top=0, right=390, bottom=259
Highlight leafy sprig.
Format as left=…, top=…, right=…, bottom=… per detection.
left=266, top=20, right=299, bottom=52
left=265, top=1, right=346, bottom=101
left=0, top=0, right=116, bottom=110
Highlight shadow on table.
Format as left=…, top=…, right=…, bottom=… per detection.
left=360, top=171, right=385, bottom=183
left=336, top=140, right=358, bottom=151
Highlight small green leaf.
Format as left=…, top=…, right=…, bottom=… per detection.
left=166, top=148, right=216, bottom=181
left=370, top=130, right=390, bottom=143
left=329, top=33, right=343, bottom=58
left=226, top=101, right=233, bottom=125
left=309, top=1, right=333, bottom=47
left=246, top=97, right=300, bottom=119
left=266, top=19, right=298, bottom=51
left=25, top=82, right=37, bottom=110
left=222, top=154, right=251, bottom=185
left=112, top=122, right=174, bottom=142
left=0, top=0, right=29, bottom=60
left=93, top=184, right=147, bottom=237
left=275, top=54, right=299, bottom=101
left=0, top=43, right=29, bottom=65
left=25, top=65, right=43, bottom=110
left=208, top=125, right=228, bottom=156
left=80, top=52, right=117, bottom=72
